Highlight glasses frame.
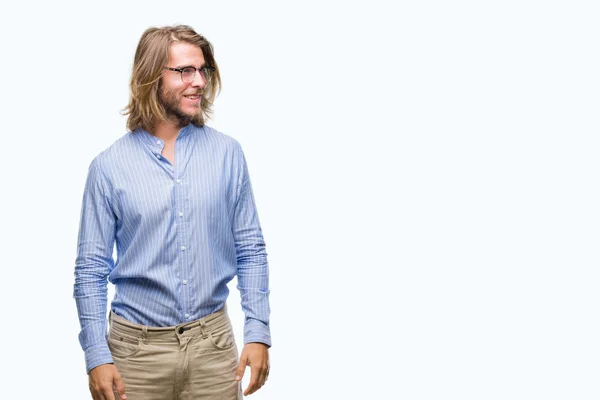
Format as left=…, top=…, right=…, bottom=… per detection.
left=165, top=66, right=216, bottom=83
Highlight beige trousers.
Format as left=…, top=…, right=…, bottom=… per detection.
left=107, top=305, right=242, bottom=400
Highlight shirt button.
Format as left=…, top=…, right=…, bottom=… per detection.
left=156, top=154, right=161, bottom=158
left=183, top=279, right=188, bottom=285
left=156, top=140, right=161, bottom=145
left=180, top=245, right=186, bottom=251
left=179, top=212, right=184, bottom=217
left=176, top=179, right=181, bottom=184
left=185, top=313, right=190, bottom=319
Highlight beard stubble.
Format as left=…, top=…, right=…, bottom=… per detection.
left=160, top=88, right=202, bottom=127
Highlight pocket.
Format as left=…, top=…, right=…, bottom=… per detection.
left=107, top=331, right=143, bottom=359
left=208, top=324, right=236, bottom=351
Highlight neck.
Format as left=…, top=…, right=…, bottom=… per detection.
left=151, top=118, right=190, bottom=141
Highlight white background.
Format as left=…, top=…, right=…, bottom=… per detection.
left=1, top=1, right=598, bottom=399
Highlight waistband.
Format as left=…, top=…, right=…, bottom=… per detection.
left=108, top=305, right=229, bottom=341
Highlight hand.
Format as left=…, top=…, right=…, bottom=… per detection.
left=88, top=363, right=127, bottom=400
left=235, top=342, right=270, bottom=396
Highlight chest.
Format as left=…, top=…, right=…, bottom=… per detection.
left=161, top=143, right=175, bottom=165
left=110, top=148, right=238, bottom=228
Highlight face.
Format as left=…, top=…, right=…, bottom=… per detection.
left=160, top=41, right=207, bottom=125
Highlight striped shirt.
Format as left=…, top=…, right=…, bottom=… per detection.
left=73, top=123, right=271, bottom=373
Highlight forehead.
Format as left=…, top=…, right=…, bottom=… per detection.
left=168, top=42, right=205, bottom=67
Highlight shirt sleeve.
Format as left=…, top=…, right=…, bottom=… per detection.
left=233, top=145, right=272, bottom=347
left=73, top=157, right=116, bottom=373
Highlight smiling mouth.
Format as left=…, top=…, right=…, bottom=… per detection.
left=184, top=95, right=200, bottom=100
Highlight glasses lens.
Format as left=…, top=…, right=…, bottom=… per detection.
left=201, top=67, right=213, bottom=83
left=181, top=67, right=195, bottom=83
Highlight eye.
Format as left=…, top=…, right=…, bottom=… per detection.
left=182, top=67, right=195, bottom=75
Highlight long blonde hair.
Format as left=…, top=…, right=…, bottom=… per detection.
left=123, top=25, right=221, bottom=132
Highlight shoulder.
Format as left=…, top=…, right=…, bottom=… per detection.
left=97, top=129, right=140, bottom=159
left=199, top=125, right=247, bottom=166
left=200, top=125, right=243, bottom=152
left=87, top=131, right=134, bottom=181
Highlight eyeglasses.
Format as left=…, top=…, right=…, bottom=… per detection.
left=165, top=66, right=216, bottom=84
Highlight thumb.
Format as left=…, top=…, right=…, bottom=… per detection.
left=114, top=374, right=127, bottom=399
left=235, top=353, right=248, bottom=382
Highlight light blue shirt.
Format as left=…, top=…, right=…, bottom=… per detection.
left=73, top=123, right=271, bottom=373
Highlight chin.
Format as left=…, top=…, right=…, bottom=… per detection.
left=179, top=103, right=199, bottom=114
left=186, top=110, right=203, bottom=121
left=185, top=107, right=201, bottom=115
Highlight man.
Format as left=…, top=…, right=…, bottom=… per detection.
left=73, top=25, right=271, bottom=400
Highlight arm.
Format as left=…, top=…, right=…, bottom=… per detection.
left=74, top=158, right=127, bottom=399
left=73, top=157, right=116, bottom=374
left=232, top=146, right=271, bottom=395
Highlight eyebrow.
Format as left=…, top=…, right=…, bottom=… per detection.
left=174, top=63, right=206, bottom=69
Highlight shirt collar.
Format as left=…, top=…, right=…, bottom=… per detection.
left=134, top=122, right=196, bottom=149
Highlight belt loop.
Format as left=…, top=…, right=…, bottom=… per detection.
left=141, top=325, right=149, bottom=344
left=200, top=319, right=208, bottom=339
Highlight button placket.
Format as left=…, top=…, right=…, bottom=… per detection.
left=173, top=134, right=192, bottom=323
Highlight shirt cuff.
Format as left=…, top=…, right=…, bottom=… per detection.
left=243, top=318, right=272, bottom=348
left=84, top=342, right=114, bottom=374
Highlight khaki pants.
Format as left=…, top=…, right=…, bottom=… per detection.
left=107, top=306, right=242, bottom=400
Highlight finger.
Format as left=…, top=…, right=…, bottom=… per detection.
left=244, top=364, right=261, bottom=396
left=113, top=375, right=127, bottom=399
left=260, top=367, right=269, bottom=386
left=235, top=353, right=248, bottom=382
left=103, top=384, right=117, bottom=400
left=255, top=359, right=269, bottom=386
left=90, top=385, right=107, bottom=400
left=258, top=365, right=269, bottom=389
